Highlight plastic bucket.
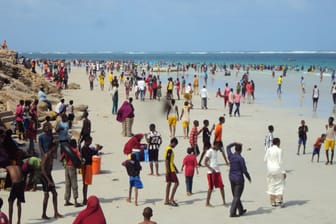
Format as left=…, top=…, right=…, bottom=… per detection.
left=92, top=156, right=101, bottom=174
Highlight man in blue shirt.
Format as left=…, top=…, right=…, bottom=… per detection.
left=227, top=142, right=251, bottom=217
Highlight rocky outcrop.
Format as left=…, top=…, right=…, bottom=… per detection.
left=0, top=49, right=61, bottom=118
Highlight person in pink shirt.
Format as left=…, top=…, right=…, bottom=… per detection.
left=181, top=147, right=198, bottom=196
left=15, top=100, right=24, bottom=140
left=233, top=90, right=242, bottom=117
left=223, top=83, right=230, bottom=108
left=245, top=81, right=253, bottom=104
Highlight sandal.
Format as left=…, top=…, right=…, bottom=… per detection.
left=169, top=201, right=178, bottom=207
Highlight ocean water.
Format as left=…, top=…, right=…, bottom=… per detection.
left=21, top=51, right=336, bottom=119
left=20, top=51, right=336, bottom=69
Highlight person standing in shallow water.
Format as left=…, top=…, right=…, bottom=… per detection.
left=312, top=85, right=319, bottom=112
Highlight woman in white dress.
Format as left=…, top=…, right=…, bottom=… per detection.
left=264, top=138, right=286, bottom=207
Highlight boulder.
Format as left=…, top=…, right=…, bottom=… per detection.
left=68, top=82, right=80, bottom=89
left=75, top=104, right=88, bottom=112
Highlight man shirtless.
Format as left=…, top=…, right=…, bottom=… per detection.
left=40, top=142, right=63, bottom=219
left=138, top=207, right=157, bottom=224
left=6, top=165, right=25, bottom=224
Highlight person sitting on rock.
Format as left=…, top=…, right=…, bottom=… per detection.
left=1, top=40, right=7, bottom=49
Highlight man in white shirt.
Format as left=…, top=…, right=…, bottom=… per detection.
left=55, top=99, right=65, bottom=115
left=137, top=78, right=146, bottom=101
left=204, top=142, right=226, bottom=207
left=199, top=85, right=208, bottom=109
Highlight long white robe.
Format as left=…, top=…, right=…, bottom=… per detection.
left=264, top=145, right=285, bottom=195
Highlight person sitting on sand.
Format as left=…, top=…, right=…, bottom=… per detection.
left=73, top=195, right=106, bottom=224
left=138, top=207, right=157, bottom=224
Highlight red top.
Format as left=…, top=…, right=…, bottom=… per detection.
left=183, top=154, right=197, bottom=176
left=62, top=147, right=81, bottom=166
left=15, top=104, right=23, bottom=122
left=189, top=127, right=198, bottom=146
left=313, top=137, right=323, bottom=148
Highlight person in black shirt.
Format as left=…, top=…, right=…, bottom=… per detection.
left=297, top=120, right=308, bottom=155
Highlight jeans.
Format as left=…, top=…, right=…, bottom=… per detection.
left=139, top=90, right=145, bottom=101
left=229, top=102, right=234, bottom=115
left=230, top=181, right=244, bottom=216
left=201, top=97, right=207, bottom=109
left=234, top=102, right=240, bottom=116
left=112, top=99, right=118, bottom=114
left=185, top=176, right=193, bottom=193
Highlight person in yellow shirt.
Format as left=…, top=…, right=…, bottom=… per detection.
left=108, top=72, right=113, bottom=90
left=277, top=75, right=283, bottom=96
left=99, top=73, right=105, bottom=91
left=164, top=137, right=179, bottom=207
left=193, top=75, right=199, bottom=95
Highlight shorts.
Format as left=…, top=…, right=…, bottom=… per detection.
left=82, top=165, right=93, bottom=185
left=168, top=116, right=177, bottom=126
left=312, top=147, right=320, bottom=155
left=207, top=172, right=224, bottom=190
left=129, top=176, right=143, bottom=189
left=166, top=172, right=179, bottom=183
left=203, top=141, right=211, bottom=150
left=8, top=182, right=25, bottom=203
left=313, top=97, right=319, bottom=103
left=325, top=139, right=335, bottom=151
left=148, top=149, right=159, bottom=162
left=213, top=141, right=223, bottom=149
left=184, top=93, right=192, bottom=101
left=40, top=175, right=55, bottom=192
left=182, top=121, right=189, bottom=129
left=68, top=113, right=75, bottom=121
left=298, top=138, right=307, bottom=145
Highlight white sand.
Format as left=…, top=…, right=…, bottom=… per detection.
left=1, top=67, right=335, bottom=224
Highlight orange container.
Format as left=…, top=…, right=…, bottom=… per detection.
left=92, top=156, right=101, bottom=174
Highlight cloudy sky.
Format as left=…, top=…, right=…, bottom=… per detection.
left=1, top=0, right=335, bottom=52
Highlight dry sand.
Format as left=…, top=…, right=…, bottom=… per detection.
left=1, top=67, right=335, bottom=224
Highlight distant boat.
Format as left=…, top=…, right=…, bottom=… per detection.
left=288, top=58, right=296, bottom=61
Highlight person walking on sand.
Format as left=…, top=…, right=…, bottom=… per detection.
left=6, top=165, right=25, bottom=224
left=164, top=137, right=179, bottom=207
left=205, top=142, right=226, bottom=207
left=180, top=101, right=191, bottom=139
left=167, top=99, right=179, bottom=138
left=40, top=142, right=63, bottom=219
left=311, top=134, right=326, bottom=163
left=330, top=81, right=336, bottom=105
left=122, top=153, right=143, bottom=206
left=88, top=72, right=94, bottom=91
left=233, top=89, right=242, bottom=117
left=138, top=207, right=157, bottom=224
left=312, top=85, right=319, bottom=112
left=198, top=120, right=215, bottom=166
left=181, top=147, right=198, bottom=196
left=145, top=124, right=162, bottom=176
left=213, top=116, right=229, bottom=165
left=189, top=120, right=201, bottom=156
left=199, top=85, right=208, bottom=109
left=325, top=116, right=336, bottom=165
left=227, top=142, right=251, bottom=217
left=277, top=75, right=283, bottom=96
left=264, top=138, right=286, bottom=208
left=297, top=120, right=308, bottom=155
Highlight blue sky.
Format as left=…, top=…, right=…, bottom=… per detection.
left=1, top=0, right=335, bottom=52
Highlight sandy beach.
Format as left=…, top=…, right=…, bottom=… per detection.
left=1, top=66, right=335, bottom=224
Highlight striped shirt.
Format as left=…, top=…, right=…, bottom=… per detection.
left=147, top=131, right=162, bottom=150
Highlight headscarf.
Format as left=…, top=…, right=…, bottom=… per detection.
left=116, top=101, right=132, bottom=122
left=73, top=196, right=106, bottom=224
left=123, top=134, right=144, bottom=155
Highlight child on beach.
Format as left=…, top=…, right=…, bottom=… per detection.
left=311, top=134, right=326, bottom=162
left=181, top=147, right=198, bottom=196
left=138, top=207, right=157, bottom=224
left=265, top=125, right=274, bottom=151
left=216, top=88, right=221, bottom=97
left=189, top=120, right=200, bottom=156
left=122, top=153, right=143, bottom=206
